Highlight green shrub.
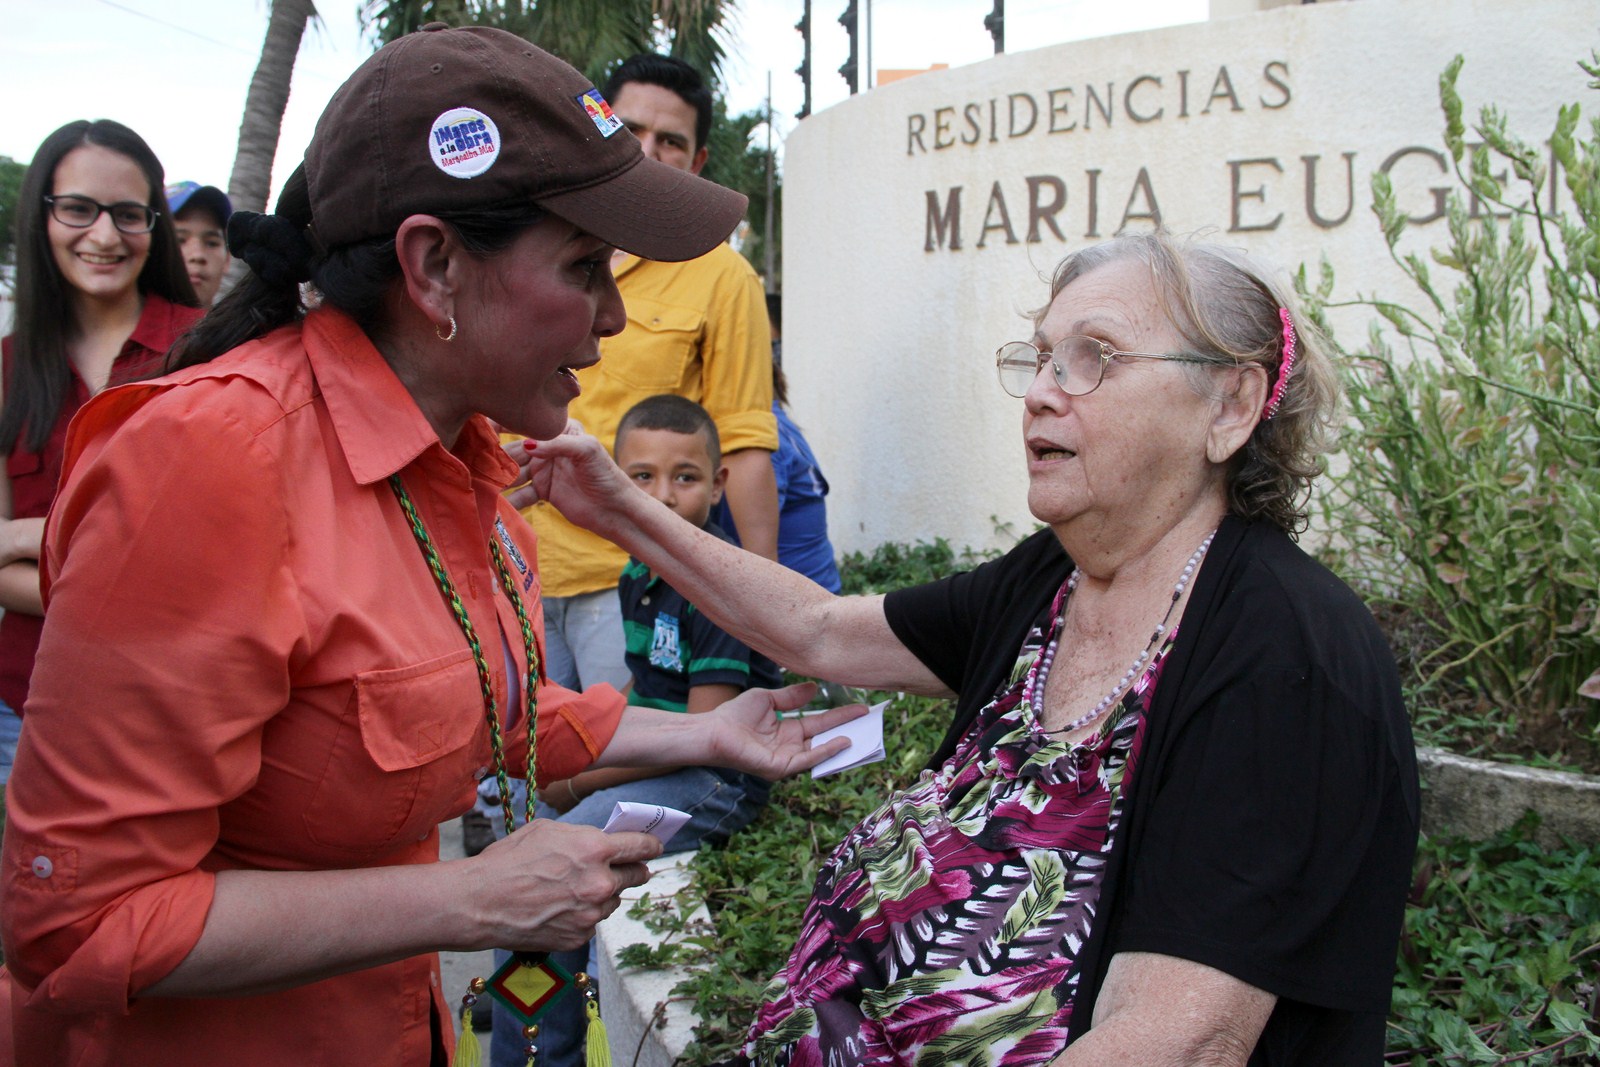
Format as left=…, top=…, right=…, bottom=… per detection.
left=1388, top=819, right=1600, bottom=1064
left=836, top=536, right=993, bottom=596
left=1300, top=49, right=1600, bottom=771
left=620, top=690, right=958, bottom=1065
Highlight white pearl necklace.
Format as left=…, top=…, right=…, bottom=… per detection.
left=1030, top=530, right=1217, bottom=735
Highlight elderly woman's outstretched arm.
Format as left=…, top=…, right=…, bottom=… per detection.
left=518, top=434, right=949, bottom=697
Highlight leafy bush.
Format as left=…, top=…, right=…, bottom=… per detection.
left=835, top=535, right=995, bottom=596
left=1388, top=819, right=1600, bottom=1064
left=619, top=690, right=958, bottom=1065
left=1299, top=50, right=1600, bottom=771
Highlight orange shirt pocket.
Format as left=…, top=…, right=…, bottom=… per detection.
left=302, top=649, right=482, bottom=856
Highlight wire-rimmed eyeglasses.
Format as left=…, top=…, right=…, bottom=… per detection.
left=995, top=335, right=1237, bottom=398
left=44, top=194, right=159, bottom=235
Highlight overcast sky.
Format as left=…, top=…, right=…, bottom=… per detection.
left=0, top=0, right=1204, bottom=206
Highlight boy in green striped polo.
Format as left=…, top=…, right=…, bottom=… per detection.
left=540, top=393, right=780, bottom=828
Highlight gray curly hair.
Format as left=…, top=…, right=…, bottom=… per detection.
left=1038, top=231, right=1340, bottom=535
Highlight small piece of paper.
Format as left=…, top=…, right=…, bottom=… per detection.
left=603, top=801, right=692, bottom=845
left=810, top=699, right=889, bottom=779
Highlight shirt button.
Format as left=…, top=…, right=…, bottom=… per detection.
left=474, top=766, right=490, bottom=781
left=31, top=856, right=52, bottom=879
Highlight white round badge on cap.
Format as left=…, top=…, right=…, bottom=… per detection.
left=429, top=107, right=501, bottom=179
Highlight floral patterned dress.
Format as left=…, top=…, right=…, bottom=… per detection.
left=745, top=579, right=1180, bottom=1067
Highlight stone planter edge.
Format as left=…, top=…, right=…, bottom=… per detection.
left=1417, top=745, right=1600, bottom=848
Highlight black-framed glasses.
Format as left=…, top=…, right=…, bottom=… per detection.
left=44, top=194, right=159, bottom=235
left=995, top=335, right=1236, bottom=398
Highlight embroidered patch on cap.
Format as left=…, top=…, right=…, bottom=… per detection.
left=429, top=107, right=501, bottom=179
left=576, top=89, right=624, bottom=138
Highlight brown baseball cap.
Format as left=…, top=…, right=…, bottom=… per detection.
left=302, top=23, right=746, bottom=262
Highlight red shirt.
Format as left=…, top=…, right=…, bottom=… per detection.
left=0, top=307, right=626, bottom=1065
left=0, top=292, right=203, bottom=711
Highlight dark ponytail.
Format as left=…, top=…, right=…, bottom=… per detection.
left=168, top=165, right=549, bottom=373
left=167, top=167, right=314, bottom=372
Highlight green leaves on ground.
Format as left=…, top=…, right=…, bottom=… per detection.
left=624, top=687, right=960, bottom=1065
left=1388, top=818, right=1600, bottom=1064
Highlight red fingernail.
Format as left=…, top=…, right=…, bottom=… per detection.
left=524, top=440, right=537, bottom=451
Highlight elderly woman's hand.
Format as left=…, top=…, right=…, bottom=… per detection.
left=505, top=432, right=634, bottom=532
left=468, top=819, right=661, bottom=953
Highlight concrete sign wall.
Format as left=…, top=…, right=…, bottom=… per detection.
left=782, top=0, right=1595, bottom=556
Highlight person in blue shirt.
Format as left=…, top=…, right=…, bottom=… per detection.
left=714, top=292, right=843, bottom=592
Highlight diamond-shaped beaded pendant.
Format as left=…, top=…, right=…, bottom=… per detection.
left=487, top=952, right=573, bottom=1025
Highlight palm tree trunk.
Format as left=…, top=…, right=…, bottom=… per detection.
left=228, top=0, right=320, bottom=216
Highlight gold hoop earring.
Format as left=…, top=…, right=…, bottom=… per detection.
left=435, top=316, right=457, bottom=343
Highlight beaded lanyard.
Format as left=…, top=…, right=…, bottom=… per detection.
left=388, top=474, right=608, bottom=1067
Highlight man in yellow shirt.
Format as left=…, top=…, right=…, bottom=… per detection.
left=523, top=53, right=780, bottom=695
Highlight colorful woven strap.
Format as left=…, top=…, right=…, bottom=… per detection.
left=388, top=473, right=539, bottom=835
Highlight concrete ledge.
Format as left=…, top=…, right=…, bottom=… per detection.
left=1418, top=746, right=1600, bottom=847
left=597, top=852, right=703, bottom=1067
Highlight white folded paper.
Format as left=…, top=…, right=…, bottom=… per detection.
left=603, top=801, right=692, bottom=845
left=809, top=699, right=889, bottom=779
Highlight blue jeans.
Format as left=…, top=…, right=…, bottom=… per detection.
left=540, top=590, right=630, bottom=691
left=0, top=698, right=22, bottom=789
left=488, top=766, right=769, bottom=1067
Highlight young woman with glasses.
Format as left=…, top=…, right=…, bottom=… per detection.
left=0, top=120, right=200, bottom=785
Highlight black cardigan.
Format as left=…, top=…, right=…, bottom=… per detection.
left=884, top=514, right=1420, bottom=1064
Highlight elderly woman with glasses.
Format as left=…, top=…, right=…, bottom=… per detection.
left=519, top=231, right=1421, bottom=1066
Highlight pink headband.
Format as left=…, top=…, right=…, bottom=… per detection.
left=1263, top=307, right=1297, bottom=420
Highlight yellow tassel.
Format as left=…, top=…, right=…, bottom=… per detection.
left=455, top=1005, right=483, bottom=1067
left=457, top=977, right=488, bottom=1067
left=585, top=997, right=612, bottom=1067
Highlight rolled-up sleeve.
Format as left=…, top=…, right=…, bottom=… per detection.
left=698, top=255, right=777, bottom=456
left=525, top=682, right=626, bottom=783
left=0, top=383, right=302, bottom=1012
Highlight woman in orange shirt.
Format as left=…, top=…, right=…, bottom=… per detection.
left=0, top=27, right=856, bottom=1067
